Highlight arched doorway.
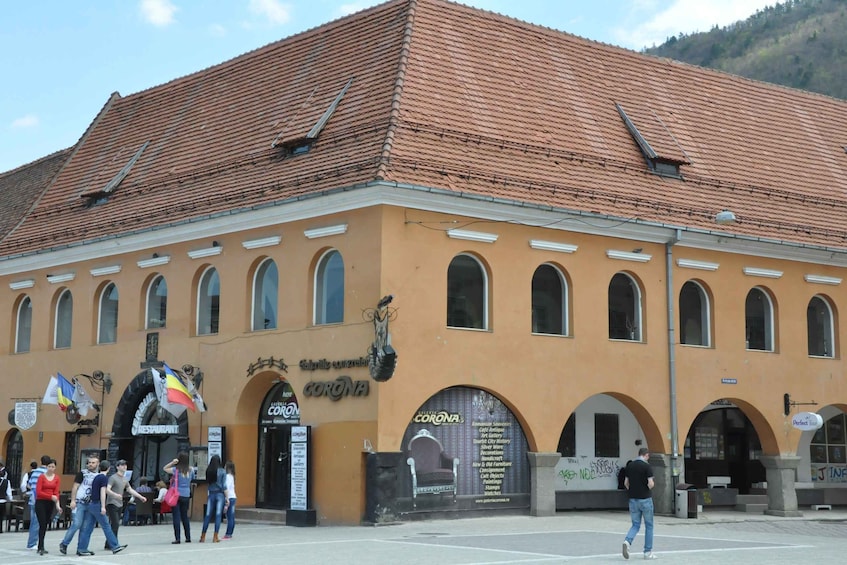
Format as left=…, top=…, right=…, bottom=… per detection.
left=4, top=428, right=24, bottom=489
left=109, top=369, right=190, bottom=483
left=256, top=379, right=300, bottom=509
left=683, top=400, right=765, bottom=492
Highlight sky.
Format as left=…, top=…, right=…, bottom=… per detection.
left=0, top=0, right=776, bottom=173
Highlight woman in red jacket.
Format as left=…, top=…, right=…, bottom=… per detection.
left=35, top=458, right=62, bottom=555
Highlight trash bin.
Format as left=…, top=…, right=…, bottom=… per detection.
left=675, top=483, right=698, bottom=518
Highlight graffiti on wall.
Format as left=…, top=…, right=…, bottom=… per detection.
left=812, top=464, right=847, bottom=483
left=555, top=457, right=623, bottom=490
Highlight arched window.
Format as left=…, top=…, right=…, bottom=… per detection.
left=608, top=273, right=641, bottom=341
left=54, top=289, right=73, bottom=349
left=253, top=259, right=279, bottom=330
left=197, top=267, right=220, bottom=335
left=98, top=283, right=119, bottom=344
left=531, top=264, right=567, bottom=335
left=314, top=250, right=344, bottom=325
left=15, top=296, right=32, bottom=353
left=679, top=281, right=710, bottom=346
left=447, top=254, right=488, bottom=329
left=146, top=275, right=168, bottom=329
left=745, top=287, right=774, bottom=351
left=808, top=295, right=834, bottom=358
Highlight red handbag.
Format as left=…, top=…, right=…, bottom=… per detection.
left=164, top=474, right=180, bottom=506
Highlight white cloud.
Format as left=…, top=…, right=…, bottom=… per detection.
left=248, top=0, right=291, bottom=25
left=613, top=0, right=776, bottom=50
left=140, top=0, right=178, bottom=27
left=209, top=23, right=227, bottom=37
left=11, top=115, right=39, bottom=129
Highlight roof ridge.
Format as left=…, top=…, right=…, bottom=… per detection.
left=376, top=0, right=416, bottom=181
left=119, top=0, right=409, bottom=103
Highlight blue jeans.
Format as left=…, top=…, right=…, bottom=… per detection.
left=61, top=502, right=88, bottom=547
left=77, top=503, right=120, bottom=552
left=201, top=491, right=225, bottom=534
left=625, top=497, right=654, bottom=553
left=225, top=498, right=236, bottom=536
left=26, top=504, right=38, bottom=548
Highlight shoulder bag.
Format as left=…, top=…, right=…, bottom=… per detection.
left=164, top=473, right=180, bottom=506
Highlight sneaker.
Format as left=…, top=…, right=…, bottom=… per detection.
left=223, top=535, right=232, bottom=539
left=59, top=544, right=67, bottom=555
left=112, top=545, right=127, bottom=555
left=622, top=540, right=630, bottom=559
left=644, top=552, right=657, bottom=560
left=77, top=550, right=95, bottom=556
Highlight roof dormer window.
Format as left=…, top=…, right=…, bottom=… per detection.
left=616, top=103, right=689, bottom=178
left=80, top=141, right=149, bottom=202
left=271, top=77, right=353, bottom=154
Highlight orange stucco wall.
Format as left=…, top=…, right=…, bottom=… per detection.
left=3, top=204, right=847, bottom=523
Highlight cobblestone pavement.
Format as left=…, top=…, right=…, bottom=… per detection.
left=1, top=510, right=846, bottom=564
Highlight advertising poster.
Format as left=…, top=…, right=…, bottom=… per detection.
left=399, top=387, right=530, bottom=511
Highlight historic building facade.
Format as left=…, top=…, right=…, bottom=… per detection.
left=3, top=0, right=847, bottom=524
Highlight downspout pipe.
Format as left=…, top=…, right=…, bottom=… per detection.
left=667, top=229, right=681, bottom=485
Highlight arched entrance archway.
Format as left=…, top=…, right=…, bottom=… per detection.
left=4, top=428, right=24, bottom=488
left=256, top=379, right=300, bottom=509
left=109, top=369, right=190, bottom=482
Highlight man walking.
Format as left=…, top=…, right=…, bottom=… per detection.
left=59, top=455, right=99, bottom=555
left=76, top=461, right=126, bottom=556
left=105, top=460, right=146, bottom=546
left=622, top=447, right=657, bottom=560
left=25, top=456, right=49, bottom=550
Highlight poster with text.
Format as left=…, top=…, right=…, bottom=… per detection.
left=400, top=386, right=530, bottom=511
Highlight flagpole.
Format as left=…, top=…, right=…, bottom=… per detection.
left=75, top=370, right=113, bottom=449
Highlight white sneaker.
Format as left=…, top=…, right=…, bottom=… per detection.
left=622, top=540, right=630, bottom=559
left=644, top=552, right=657, bottom=560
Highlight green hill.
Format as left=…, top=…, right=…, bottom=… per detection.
left=645, top=0, right=847, bottom=100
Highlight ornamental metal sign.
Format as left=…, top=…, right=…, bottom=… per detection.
left=15, top=401, right=38, bottom=430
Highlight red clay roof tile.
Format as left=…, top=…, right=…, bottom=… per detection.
left=3, top=0, right=847, bottom=257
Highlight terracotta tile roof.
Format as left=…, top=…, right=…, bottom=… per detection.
left=3, top=0, right=847, bottom=257
left=0, top=148, right=71, bottom=243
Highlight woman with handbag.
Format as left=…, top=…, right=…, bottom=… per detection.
left=163, top=453, right=195, bottom=544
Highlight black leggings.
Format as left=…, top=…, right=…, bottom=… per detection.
left=34, top=499, right=54, bottom=550
left=171, top=496, right=191, bottom=542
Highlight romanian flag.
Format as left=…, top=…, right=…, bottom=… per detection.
left=163, top=363, right=195, bottom=411
left=56, top=373, right=75, bottom=411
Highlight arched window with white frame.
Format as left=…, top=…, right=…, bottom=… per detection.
left=808, top=295, right=835, bottom=358
left=146, top=275, right=168, bottom=329
left=679, top=280, right=711, bottom=347
left=531, top=263, right=568, bottom=335
left=253, top=258, right=279, bottom=330
left=314, top=250, right=344, bottom=325
left=197, top=267, right=220, bottom=335
left=447, top=253, right=488, bottom=330
left=97, top=282, right=119, bottom=344
left=608, top=272, right=642, bottom=341
left=54, top=289, right=73, bottom=349
left=745, top=287, right=775, bottom=351
left=15, top=295, right=32, bottom=353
